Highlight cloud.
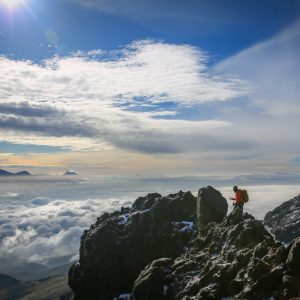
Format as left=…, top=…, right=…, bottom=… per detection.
left=209, top=20, right=300, bottom=164
left=0, top=102, right=64, bottom=117
left=0, top=40, right=246, bottom=153
left=215, top=20, right=300, bottom=116
left=0, top=113, right=98, bottom=137
left=0, top=195, right=134, bottom=268
left=0, top=177, right=300, bottom=274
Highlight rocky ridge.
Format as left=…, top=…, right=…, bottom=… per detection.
left=69, top=187, right=300, bottom=300
left=264, top=194, right=300, bottom=244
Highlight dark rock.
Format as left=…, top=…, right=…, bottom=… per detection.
left=283, top=275, right=300, bottom=299
left=69, top=191, right=197, bottom=300
left=264, top=194, right=300, bottom=244
left=286, top=238, right=300, bottom=276
left=69, top=187, right=300, bottom=300
left=135, top=210, right=288, bottom=300
left=197, top=186, right=228, bottom=231
left=132, top=258, right=174, bottom=300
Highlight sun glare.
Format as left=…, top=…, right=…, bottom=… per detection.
left=1, top=0, right=25, bottom=9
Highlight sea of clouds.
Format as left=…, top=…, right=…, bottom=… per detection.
left=0, top=176, right=299, bottom=279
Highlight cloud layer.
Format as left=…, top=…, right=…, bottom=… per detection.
left=1, top=22, right=300, bottom=175
left=0, top=40, right=245, bottom=153
left=0, top=176, right=299, bottom=275
left=0, top=193, right=134, bottom=268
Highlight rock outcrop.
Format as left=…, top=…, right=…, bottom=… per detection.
left=69, top=191, right=197, bottom=300
left=133, top=210, right=289, bottom=300
left=264, top=194, right=300, bottom=244
left=69, top=187, right=300, bottom=300
left=197, top=186, right=228, bottom=231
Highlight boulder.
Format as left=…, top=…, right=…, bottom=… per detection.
left=197, top=186, right=228, bottom=231
left=264, top=194, right=300, bottom=244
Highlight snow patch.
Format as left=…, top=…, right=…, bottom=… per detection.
left=117, top=214, right=130, bottom=225
left=172, top=221, right=194, bottom=232
left=163, top=285, right=168, bottom=295
left=131, top=208, right=151, bottom=216
left=113, top=293, right=132, bottom=300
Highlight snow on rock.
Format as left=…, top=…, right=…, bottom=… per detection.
left=113, top=294, right=132, bottom=300
left=64, top=169, right=78, bottom=175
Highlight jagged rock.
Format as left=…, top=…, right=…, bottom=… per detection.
left=69, top=188, right=300, bottom=300
left=197, top=186, right=228, bottom=230
left=264, top=194, right=300, bottom=244
left=133, top=211, right=289, bottom=300
left=286, top=238, right=300, bottom=276
left=68, top=191, right=197, bottom=300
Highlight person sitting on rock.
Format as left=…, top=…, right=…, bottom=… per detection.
left=229, top=185, right=243, bottom=212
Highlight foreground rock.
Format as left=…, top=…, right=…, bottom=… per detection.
left=133, top=209, right=291, bottom=299
left=264, top=194, right=300, bottom=244
left=69, top=191, right=197, bottom=300
left=69, top=188, right=300, bottom=300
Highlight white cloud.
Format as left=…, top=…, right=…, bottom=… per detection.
left=0, top=195, right=134, bottom=267
left=0, top=40, right=246, bottom=153
left=0, top=178, right=299, bottom=271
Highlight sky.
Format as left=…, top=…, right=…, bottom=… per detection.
left=0, top=0, right=300, bottom=178
left=1, top=1, right=300, bottom=279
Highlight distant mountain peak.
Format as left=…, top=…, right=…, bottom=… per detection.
left=16, top=171, right=31, bottom=176
left=0, top=169, right=31, bottom=176
left=64, top=169, right=78, bottom=176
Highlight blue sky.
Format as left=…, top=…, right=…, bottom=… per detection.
left=1, top=0, right=299, bottom=61
left=0, top=0, right=300, bottom=177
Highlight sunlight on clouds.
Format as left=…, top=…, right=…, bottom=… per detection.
left=0, top=40, right=246, bottom=153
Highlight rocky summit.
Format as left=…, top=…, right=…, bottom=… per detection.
left=69, top=187, right=300, bottom=300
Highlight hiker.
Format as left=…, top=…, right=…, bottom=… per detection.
left=230, top=186, right=244, bottom=212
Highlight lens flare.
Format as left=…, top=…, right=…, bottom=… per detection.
left=1, top=0, right=25, bottom=9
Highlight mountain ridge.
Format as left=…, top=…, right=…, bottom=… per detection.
left=0, top=169, right=31, bottom=176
